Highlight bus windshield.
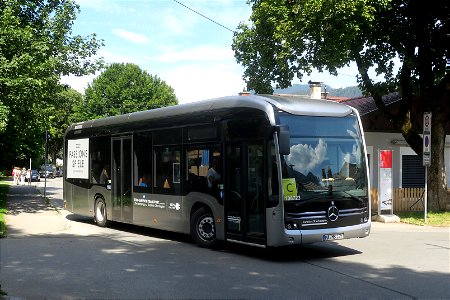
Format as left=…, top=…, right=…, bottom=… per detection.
left=278, top=113, right=368, bottom=201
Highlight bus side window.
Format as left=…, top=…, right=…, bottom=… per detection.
left=186, top=146, right=221, bottom=199
left=134, top=131, right=152, bottom=192
left=268, top=142, right=279, bottom=207
left=90, top=137, right=110, bottom=185
left=154, top=146, right=180, bottom=195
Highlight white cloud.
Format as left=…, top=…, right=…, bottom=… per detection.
left=112, top=28, right=150, bottom=45
left=163, top=14, right=190, bottom=36
left=99, top=49, right=139, bottom=64
left=59, top=48, right=143, bottom=93
left=157, top=45, right=234, bottom=63
left=74, top=0, right=104, bottom=9
left=286, top=139, right=328, bottom=174
left=160, top=63, right=246, bottom=104
left=75, top=0, right=130, bottom=14
left=60, top=63, right=246, bottom=103
left=60, top=52, right=246, bottom=103
left=296, top=66, right=359, bottom=89
left=297, top=59, right=400, bottom=89
left=60, top=73, right=97, bottom=93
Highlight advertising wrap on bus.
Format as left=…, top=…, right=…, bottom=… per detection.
left=66, top=138, right=89, bottom=179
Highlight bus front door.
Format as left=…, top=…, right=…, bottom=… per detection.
left=226, top=142, right=266, bottom=245
left=112, top=137, right=133, bottom=223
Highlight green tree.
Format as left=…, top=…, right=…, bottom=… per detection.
left=0, top=0, right=103, bottom=170
left=232, top=0, right=449, bottom=211
left=0, top=101, right=8, bottom=133
left=44, top=87, right=83, bottom=164
left=79, top=63, right=178, bottom=120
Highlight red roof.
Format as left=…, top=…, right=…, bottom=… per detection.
left=340, top=92, right=401, bottom=115
left=325, top=96, right=349, bottom=102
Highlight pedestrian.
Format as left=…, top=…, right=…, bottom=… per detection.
left=20, top=168, right=26, bottom=185
left=12, top=167, right=20, bottom=185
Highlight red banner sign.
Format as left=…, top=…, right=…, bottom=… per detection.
left=379, top=150, right=392, bottom=168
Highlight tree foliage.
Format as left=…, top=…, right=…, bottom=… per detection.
left=45, top=87, right=83, bottom=164
left=233, top=0, right=449, bottom=210
left=0, top=0, right=103, bottom=170
left=0, top=101, right=8, bottom=133
left=78, top=63, right=178, bottom=120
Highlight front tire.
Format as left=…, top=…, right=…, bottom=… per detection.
left=191, top=207, right=217, bottom=247
left=94, top=198, right=108, bottom=227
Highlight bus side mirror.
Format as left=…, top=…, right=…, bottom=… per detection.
left=275, top=125, right=290, bottom=155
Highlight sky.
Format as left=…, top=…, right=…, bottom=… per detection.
left=61, top=0, right=363, bottom=104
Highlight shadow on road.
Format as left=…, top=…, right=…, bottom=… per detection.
left=6, top=185, right=54, bottom=215
left=2, top=227, right=448, bottom=299
left=65, top=212, right=361, bottom=262
left=3, top=178, right=449, bottom=299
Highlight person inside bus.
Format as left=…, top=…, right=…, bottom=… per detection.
left=99, top=164, right=110, bottom=184
left=139, top=173, right=152, bottom=187
left=207, top=157, right=221, bottom=190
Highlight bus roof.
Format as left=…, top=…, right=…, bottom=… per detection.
left=263, top=94, right=353, bottom=116
left=66, top=94, right=354, bottom=135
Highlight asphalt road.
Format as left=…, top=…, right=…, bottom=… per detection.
left=1, top=178, right=449, bottom=299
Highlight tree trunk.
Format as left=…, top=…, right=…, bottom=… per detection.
left=427, top=104, right=448, bottom=211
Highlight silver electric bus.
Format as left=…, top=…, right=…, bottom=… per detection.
left=64, top=94, right=371, bottom=247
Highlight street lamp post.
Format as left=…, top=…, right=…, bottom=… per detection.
left=44, top=130, right=49, bottom=200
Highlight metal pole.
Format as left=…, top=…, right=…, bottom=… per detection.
left=29, top=158, right=31, bottom=185
left=424, top=166, right=428, bottom=223
left=377, top=150, right=381, bottom=217
left=44, top=130, right=48, bottom=200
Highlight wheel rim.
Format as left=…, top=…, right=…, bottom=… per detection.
left=197, top=215, right=215, bottom=240
left=96, top=201, right=105, bottom=223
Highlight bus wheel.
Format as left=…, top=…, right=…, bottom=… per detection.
left=191, top=207, right=217, bottom=247
left=94, top=198, right=108, bottom=227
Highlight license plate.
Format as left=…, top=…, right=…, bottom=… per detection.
left=323, top=233, right=344, bottom=241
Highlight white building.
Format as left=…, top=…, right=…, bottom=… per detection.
left=341, top=93, right=450, bottom=190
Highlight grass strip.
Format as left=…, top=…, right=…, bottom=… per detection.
left=397, top=211, right=450, bottom=226
left=0, top=180, right=8, bottom=295
left=0, top=180, right=8, bottom=238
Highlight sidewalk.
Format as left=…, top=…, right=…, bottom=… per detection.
left=5, top=184, right=69, bottom=237
left=33, top=181, right=65, bottom=210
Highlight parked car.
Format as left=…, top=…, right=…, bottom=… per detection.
left=55, top=168, right=63, bottom=177
left=26, top=169, right=40, bottom=182
left=39, top=164, right=55, bottom=178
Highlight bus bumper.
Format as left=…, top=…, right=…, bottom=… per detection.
left=283, top=222, right=371, bottom=245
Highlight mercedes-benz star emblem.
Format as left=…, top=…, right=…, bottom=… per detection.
left=328, top=205, right=339, bottom=222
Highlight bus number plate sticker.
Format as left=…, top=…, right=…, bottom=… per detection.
left=282, top=178, right=300, bottom=201
left=322, top=233, right=344, bottom=241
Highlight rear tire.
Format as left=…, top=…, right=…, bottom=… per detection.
left=191, top=207, right=217, bottom=247
left=94, top=198, right=108, bottom=227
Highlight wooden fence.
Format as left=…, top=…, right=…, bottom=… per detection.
left=370, top=188, right=424, bottom=213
